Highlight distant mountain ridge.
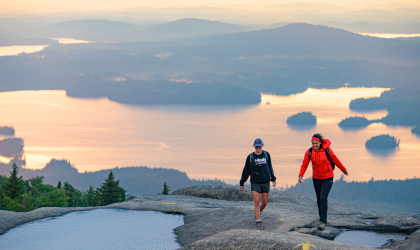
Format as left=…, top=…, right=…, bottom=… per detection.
left=39, top=18, right=254, bottom=42
left=1, top=21, right=419, bottom=91
left=40, top=19, right=146, bottom=41
left=45, top=19, right=139, bottom=32
left=17, top=159, right=227, bottom=196
left=193, top=23, right=420, bottom=64
left=139, top=18, right=252, bottom=40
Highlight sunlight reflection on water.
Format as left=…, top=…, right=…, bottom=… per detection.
left=358, top=33, right=420, bottom=38
left=52, top=38, right=94, bottom=44
left=1, top=87, right=419, bottom=186
left=0, top=45, right=49, bottom=56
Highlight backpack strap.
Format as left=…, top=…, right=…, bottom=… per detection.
left=249, top=152, right=254, bottom=166
left=309, top=147, right=335, bottom=170
left=325, top=147, right=335, bottom=170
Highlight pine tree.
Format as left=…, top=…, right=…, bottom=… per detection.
left=0, top=189, right=4, bottom=208
left=161, top=181, right=170, bottom=195
left=63, top=181, right=81, bottom=207
left=57, top=181, right=62, bottom=189
left=86, top=186, right=95, bottom=206
left=96, top=171, right=125, bottom=205
left=3, top=163, right=24, bottom=200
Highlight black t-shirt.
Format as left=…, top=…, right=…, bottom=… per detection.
left=240, top=151, right=276, bottom=185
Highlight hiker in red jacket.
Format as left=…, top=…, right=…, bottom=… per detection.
left=298, top=133, right=348, bottom=230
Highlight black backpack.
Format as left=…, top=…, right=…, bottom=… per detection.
left=309, top=147, right=335, bottom=170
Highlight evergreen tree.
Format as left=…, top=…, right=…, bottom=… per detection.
left=57, top=180, right=62, bottom=189
left=161, top=181, right=170, bottom=195
left=3, top=163, right=24, bottom=200
left=86, top=186, right=95, bottom=206
left=96, top=171, right=125, bottom=205
left=63, top=181, right=81, bottom=207
left=0, top=189, right=4, bottom=208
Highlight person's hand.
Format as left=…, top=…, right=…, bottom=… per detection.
left=240, top=186, right=244, bottom=191
left=272, top=181, right=277, bottom=187
left=298, top=176, right=303, bottom=183
left=343, top=171, right=349, bottom=176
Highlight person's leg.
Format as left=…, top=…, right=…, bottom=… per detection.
left=312, top=178, right=323, bottom=219
left=252, top=190, right=261, bottom=221
left=260, top=192, right=268, bottom=213
left=319, top=177, right=333, bottom=223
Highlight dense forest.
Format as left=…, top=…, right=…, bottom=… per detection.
left=349, top=86, right=420, bottom=126
left=286, top=112, right=317, bottom=125
left=338, top=116, right=371, bottom=128
left=286, top=176, right=420, bottom=214
left=0, top=126, right=15, bottom=136
left=0, top=138, right=24, bottom=158
left=184, top=73, right=309, bottom=96
left=412, top=125, right=420, bottom=136
left=365, top=134, right=400, bottom=149
left=0, top=164, right=126, bottom=212
left=0, top=73, right=262, bottom=105
left=64, top=78, right=262, bottom=105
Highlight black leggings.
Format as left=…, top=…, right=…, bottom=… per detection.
left=313, top=177, right=333, bottom=223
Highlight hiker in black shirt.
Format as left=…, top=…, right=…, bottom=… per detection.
left=240, top=138, right=276, bottom=230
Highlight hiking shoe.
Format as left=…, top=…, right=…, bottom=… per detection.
left=256, top=221, right=263, bottom=230
left=317, top=222, right=325, bottom=230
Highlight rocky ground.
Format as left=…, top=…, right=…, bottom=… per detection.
left=1, top=186, right=419, bottom=250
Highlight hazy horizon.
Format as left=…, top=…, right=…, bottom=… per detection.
left=2, top=0, right=420, bottom=30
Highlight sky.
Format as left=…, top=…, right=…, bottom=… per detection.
left=1, top=0, right=419, bottom=31
left=2, top=0, right=420, bottom=15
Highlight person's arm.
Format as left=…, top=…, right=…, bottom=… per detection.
left=267, top=152, right=276, bottom=182
left=240, top=155, right=251, bottom=187
left=299, top=149, right=311, bottom=178
left=329, top=148, right=348, bottom=174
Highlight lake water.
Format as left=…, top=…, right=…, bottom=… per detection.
left=52, top=38, right=94, bottom=44
left=357, top=33, right=420, bottom=38
left=0, top=209, right=184, bottom=250
left=0, top=39, right=93, bottom=56
left=0, top=88, right=419, bottom=187
left=0, top=45, right=49, bottom=56
left=334, top=230, right=407, bottom=248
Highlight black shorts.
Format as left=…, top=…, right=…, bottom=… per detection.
left=251, top=183, right=270, bottom=193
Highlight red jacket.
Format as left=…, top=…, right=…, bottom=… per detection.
left=299, top=139, right=346, bottom=179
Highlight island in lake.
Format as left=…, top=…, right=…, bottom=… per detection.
left=412, top=125, right=420, bottom=136
left=365, top=134, right=400, bottom=149
left=286, top=111, right=317, bottom=125
left=350, top=86, right=420, bottom=126
left=1, top=73, right=262, bottom=105
left=338, top=116, right=372, bottom=128
left=0, top=127, right=15, bottom=136
left=65, top=79, right=262, bottom=105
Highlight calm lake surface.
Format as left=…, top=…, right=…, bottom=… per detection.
left=357, top=33, right=420, bottom=38
left=0, top=45, right=49, bottom=56
left=52, top=38, right=94, bottom=44
left=0, top=88, right=419, bottom=187
left=0, top=209, right=184, bottom=250
left=334, top=230, right=407, bottom=248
